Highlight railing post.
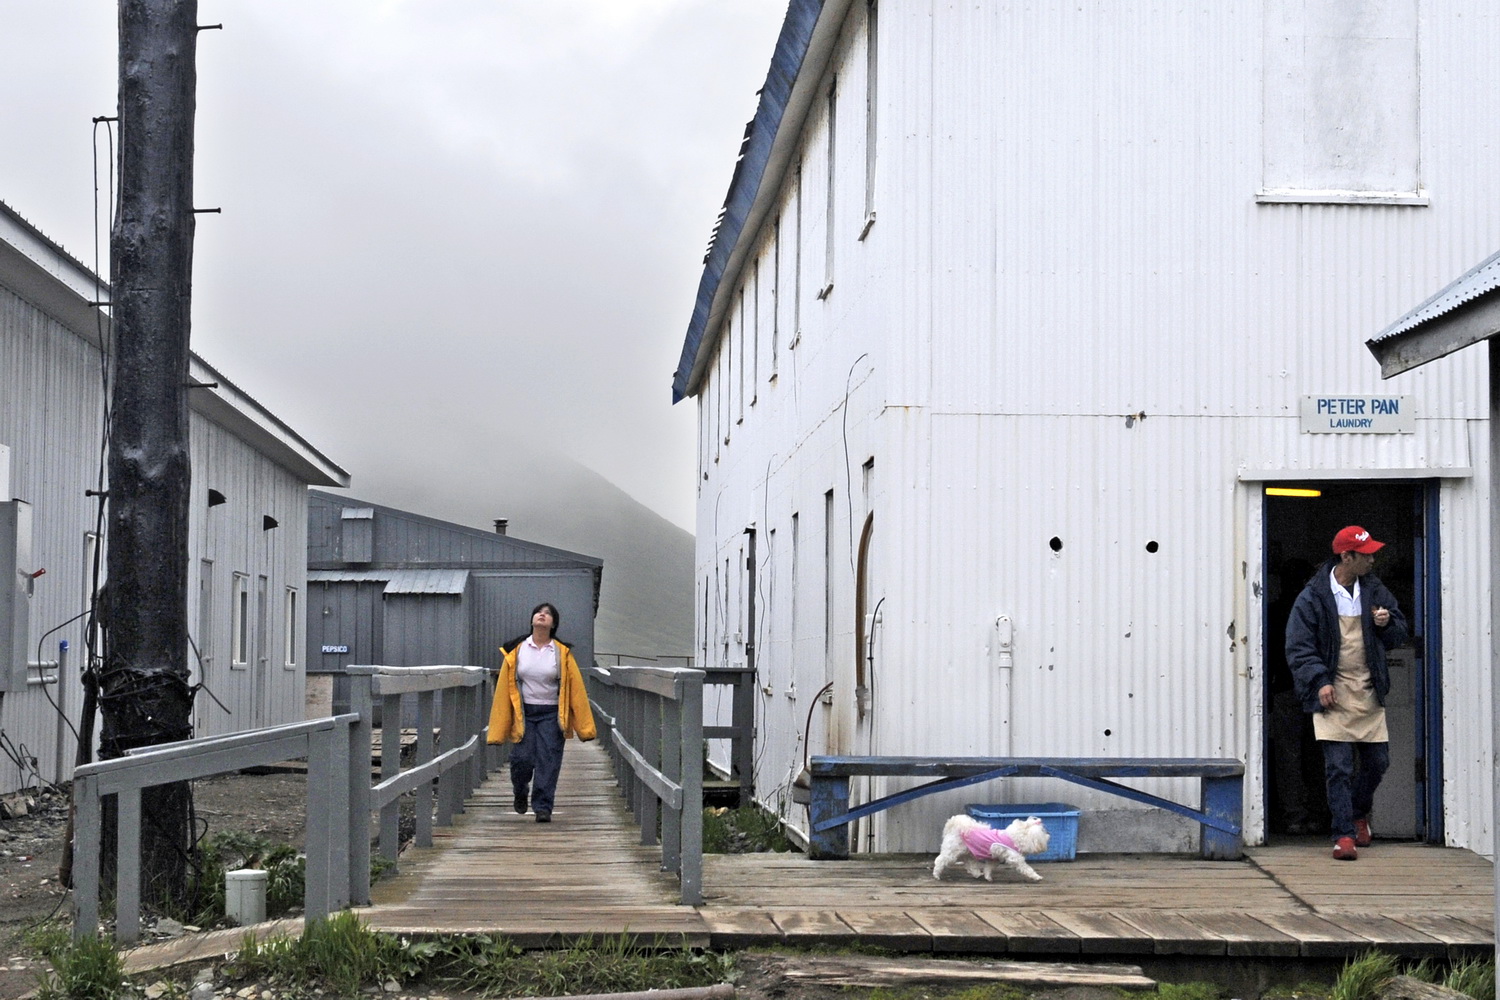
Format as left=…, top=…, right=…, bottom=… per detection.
left=380, top=691, right=403, bottom=863
left=437, top=687, right=458, bottom=825
left=329, top=716, right=351, bottom=909
left=643, top=689, right=662, bottom=848
left=661, top=686, right=681, bottom=871
left=72, top=773, right=101, bottom=940
left=306, top=726, right=334, bottom=923
left=678, top=669, right=704, bottom=906
left=116, top=786, right=141, bottom=944
left=348, top=670, right=374, bottom=905
left=732, top=669, right=754, bottom=803
left=415, top=690, right=435, bottom=848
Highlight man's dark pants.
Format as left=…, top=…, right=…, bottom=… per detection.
left=1321, top=740, right=1389, bottom=841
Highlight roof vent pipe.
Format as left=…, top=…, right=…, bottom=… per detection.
left=493, top=519, right=508, bottom=535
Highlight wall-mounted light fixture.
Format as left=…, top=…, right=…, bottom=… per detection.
left=1265, top=487, right=1322, bottom=498
left=208, top=489, right=227, bottom=507
left=263, top=515, right=279, bottom=531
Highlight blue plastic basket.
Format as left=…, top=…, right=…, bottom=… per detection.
left=963, top=802, right=1079, bottom=862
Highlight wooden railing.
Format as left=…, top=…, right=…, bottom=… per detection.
left=582, top=664, right=703, bottom=905
left=72, top=665, right=495, bottom=942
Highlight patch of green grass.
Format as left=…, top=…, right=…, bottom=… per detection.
left=1331, top=950, right=1400, bottom=1000
left=863, top=986, right=1032, bottom=1000
left=228, top=911, right=421, bottom=997
left=703, top=803, right=793, bottom=853
left=31, top=934, right=127, bottom=1000
left=444, top=934, right=735, bottom=998
left=223, top=917, right=736, bottom=999
left=1260, top=982, right=1333, bottom=1000
left=1443, top=956, right=1496, bottom=1000
left=15, top=919, right=71, bottom=959
left=1156, top=982, right=1224, bottom=1000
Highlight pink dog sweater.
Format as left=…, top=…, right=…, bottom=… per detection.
left=961, top=826, right=1018, bottom=860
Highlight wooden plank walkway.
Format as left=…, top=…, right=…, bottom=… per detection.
left=362, top=742, right=1494, bottom=958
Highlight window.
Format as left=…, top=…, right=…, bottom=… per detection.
left=82, top=532, right=101, bottom=655
left=256, top=575, right=269, bottom=672
left=771, top=219, right=781, bottom=375
left=197, top=560, right=214, bottom=672
left=819, top=80, right=837, bottom=299
left=284, top=587, right=299, bottom=668
left=750, top=260, right=759, bottom=404
left=788, top=512, right=800, bottom=699
left=737, top=292, right=745, bottom=424
left=793, top=163, right=804, bottom=344
left=861, top=0, right=878, bottom=237
left=1259, top=0, right=1422, bottom=203
left=231, top=572, right=249, bottom=668
left=823, top=489, right=835, bottom=685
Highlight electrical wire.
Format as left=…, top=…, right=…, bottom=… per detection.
left=840, top=352, right=869, bottom=574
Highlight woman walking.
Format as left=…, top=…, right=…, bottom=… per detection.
left=487, top=602, right=596, bottom=822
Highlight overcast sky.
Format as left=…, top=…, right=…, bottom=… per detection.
left=0, top=1, right=787, bottom=532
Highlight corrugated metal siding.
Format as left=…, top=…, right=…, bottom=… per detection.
left=306, top=581, right=385, bottom=673
left=383, top=594, right=468, bottom=666
left=469, top=571, right=597, bottom=673
left=0, top=281, right=318, bottom=792
left=690, top=0, right=1499, bottom=853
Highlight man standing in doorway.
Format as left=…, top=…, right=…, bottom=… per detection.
left=1285, top=526, right=1409, bottom=861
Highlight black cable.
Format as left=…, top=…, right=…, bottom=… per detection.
left=840, top=352, right=868, bottom=574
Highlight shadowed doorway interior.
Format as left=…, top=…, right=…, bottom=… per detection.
left=1261, top=479, right=1441, bottom=844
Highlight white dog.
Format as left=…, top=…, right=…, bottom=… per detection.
left=932, top=814, right=1050, bottom=882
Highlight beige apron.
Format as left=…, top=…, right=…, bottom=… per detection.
left=1312, top=615, right=1388, bottom=743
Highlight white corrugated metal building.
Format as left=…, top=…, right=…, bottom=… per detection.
left=674, top=0, right=1500, bottom=855
left=0, top=199, right=348, bottom=797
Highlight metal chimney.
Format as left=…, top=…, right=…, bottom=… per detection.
left=493, top=518, right=508, bottom=535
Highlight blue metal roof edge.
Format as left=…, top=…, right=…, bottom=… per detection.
left=1370, top=247, right=1500, bottom=344
left=672, top=0, right=823, bottom=404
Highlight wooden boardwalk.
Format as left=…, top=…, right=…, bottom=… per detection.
left=362, top=742, right=1494, bottom=958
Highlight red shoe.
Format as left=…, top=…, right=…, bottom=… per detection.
left=1354, top=818, right=1372, bottom=847
left=1332, top=836, right=1358, bottom=860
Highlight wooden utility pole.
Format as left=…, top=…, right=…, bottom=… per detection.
left=101, top=0, right=199, bottom=910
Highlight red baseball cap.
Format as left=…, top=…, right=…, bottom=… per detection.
left=1332, top=526, right=1384, bottom=555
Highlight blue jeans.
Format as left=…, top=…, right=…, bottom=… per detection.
left=511, top=703, right=566, bottom=815
left=1321, top=740, right=1389, bottom=841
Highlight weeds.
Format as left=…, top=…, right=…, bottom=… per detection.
left=1156, top=983, right=1224, bottom=1000
left=1332, top=951, right=1401, bottom=1000
left=448, top=933, right=735, bottom=998
left=31, top=934, right=127, bottom=1000
left=703, top=803, right=793, bottom=853
left=1327, top=950, right=1497, bottom=1000
left=223, top=915, right=736, bottom=999
left=228, top=911, right=422, bottom=996
left=1443, top=956, right=1496, bottom=1000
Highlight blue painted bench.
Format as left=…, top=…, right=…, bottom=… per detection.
left=807, top=755, right=1244, bottom=861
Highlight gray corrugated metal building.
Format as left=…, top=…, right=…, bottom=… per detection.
left=0, top=198, right=348, bottom=796
left=306, top=492, right=603, bottom=694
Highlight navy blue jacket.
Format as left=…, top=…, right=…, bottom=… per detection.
left=1284, top=559, right=1409, bottom=715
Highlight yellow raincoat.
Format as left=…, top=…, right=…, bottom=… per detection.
left=486, top=638, right=597, bottom=744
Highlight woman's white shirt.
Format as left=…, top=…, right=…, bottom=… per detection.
left=517, top=638, right=561, bottom=705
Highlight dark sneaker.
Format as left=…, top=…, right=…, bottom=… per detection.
left=1332, top=836, right=1358, bottom=860
left=535, top=811, right=552, bottom=823
left=513, top=791, right=528, bottom=815
left=1353, top=818, right=1372, bottom=847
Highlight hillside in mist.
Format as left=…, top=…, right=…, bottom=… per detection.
left=340, top=449, right=696, bottom=661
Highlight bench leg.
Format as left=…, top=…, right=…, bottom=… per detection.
left=808, top=775, right=850, bottom=860
left=1201, top=775, right=1243, bottom=859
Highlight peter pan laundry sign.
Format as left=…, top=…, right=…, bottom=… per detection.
left=1300, top=396, right=1414, bottom=434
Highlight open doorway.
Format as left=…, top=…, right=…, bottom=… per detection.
left=1262, top=479, right=1441, bottom=843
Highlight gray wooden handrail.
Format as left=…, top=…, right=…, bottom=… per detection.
left=73, top=715, right=359, bottom=943
left=582, top=665, right=704, bottom=905
left=72, top=665, right=499, bottom=942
